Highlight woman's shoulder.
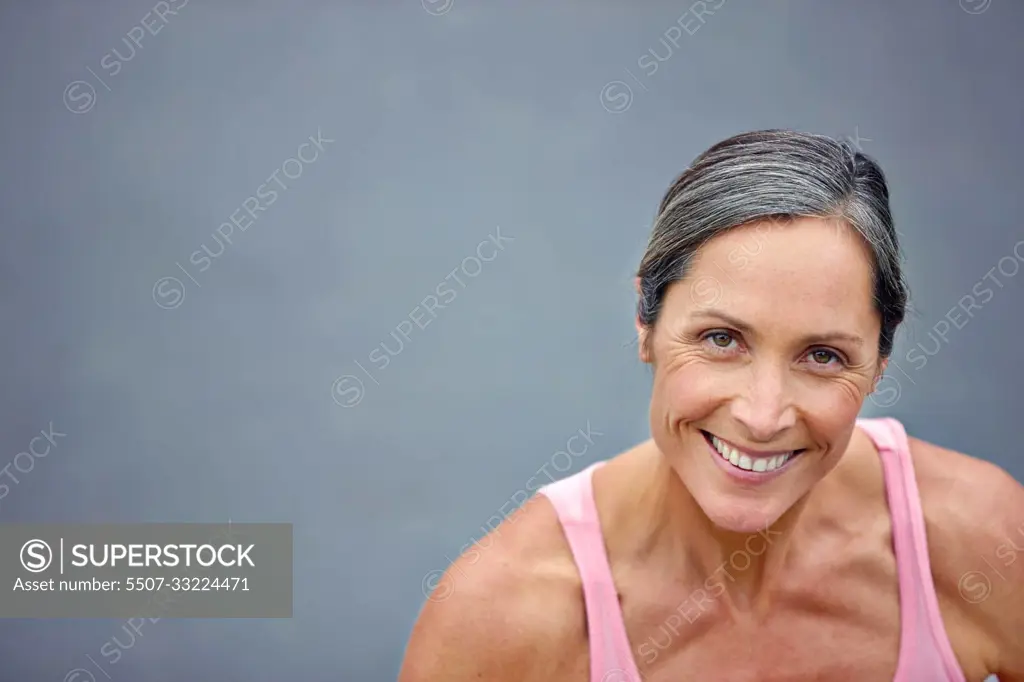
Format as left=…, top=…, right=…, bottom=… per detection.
left=907, top=434, right=1022, bottom=538
left=909, top=434, right=1021, bottom=571
left=399, top=493, right=587, bottom=682
left=907, top=435, right=1024, bottom=672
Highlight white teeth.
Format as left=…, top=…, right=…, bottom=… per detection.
left=709, top=434, right=794, bottom=474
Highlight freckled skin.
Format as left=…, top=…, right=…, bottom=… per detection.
left=399, top=218, right=1024, bottom=682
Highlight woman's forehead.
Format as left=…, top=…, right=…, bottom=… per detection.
left=696, top=220, right=871, bottom=285
left=665, top=220, right=879, bottom=326
left=697, top=216, right=867, bottom=262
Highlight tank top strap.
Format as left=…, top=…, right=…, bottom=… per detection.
left=537, top=463, right=642, bottom=682
left=856, top=417, right=966, bottom=682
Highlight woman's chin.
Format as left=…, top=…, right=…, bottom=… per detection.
left=672, top=439, right=810, bottom=534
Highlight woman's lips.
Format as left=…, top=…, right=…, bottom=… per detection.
left=700, top=430, right=805, bottom=480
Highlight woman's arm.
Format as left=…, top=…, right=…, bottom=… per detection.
left=398, top=498, right=586, bottom=682
left=398, top=564, right=538, bottom=682
left=978, top=466, right=1024, bottom=682
left=912, top=438, right=1024, bottom=681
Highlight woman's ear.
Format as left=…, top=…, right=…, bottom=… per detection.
left=636, top=321, right=651, bottom=363
left=873, top=357, right=889, bottom=391
left=635, top=276, right=651, bottom=363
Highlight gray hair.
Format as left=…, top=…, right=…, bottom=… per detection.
left=637, top=129, right=908, bottom=359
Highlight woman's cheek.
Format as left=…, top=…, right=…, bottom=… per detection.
left=813, top=377, right=864, bottom=418
left=660, top=357, right=731, bottom=415
left=799, top=380, right=862, bottom=437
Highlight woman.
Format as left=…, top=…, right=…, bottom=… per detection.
left=398, top=130, right=1023, bottom=681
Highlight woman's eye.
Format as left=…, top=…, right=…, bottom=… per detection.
left=704, top=332, right=736, bottom=349
left=809, top=349, right=841, bottom=365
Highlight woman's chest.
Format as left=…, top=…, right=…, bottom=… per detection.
left=622, top=577, right=902, bottom=681
left=585, top=542, right=917, bottom=682
left=550, top=558, right=985, bottom=682
left=624, top=603, right=901, bottom=682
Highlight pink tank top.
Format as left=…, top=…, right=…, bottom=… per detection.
left=537, top=417, right=967, bottom=682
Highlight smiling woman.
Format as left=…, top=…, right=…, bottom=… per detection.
left=398, top=130, right=1024, bottom=682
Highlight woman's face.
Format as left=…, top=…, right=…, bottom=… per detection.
left=638, top=217, right=886, bottom=533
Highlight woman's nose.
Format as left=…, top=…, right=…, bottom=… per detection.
left=729, top=367, right=797, bottom=442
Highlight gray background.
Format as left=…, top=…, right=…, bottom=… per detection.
left=0, top=1, right=1020, bottom=680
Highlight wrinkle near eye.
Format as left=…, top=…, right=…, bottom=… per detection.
left=659, top=340, right=707, bottom=371
left=834, top=375, right=866, bottom=401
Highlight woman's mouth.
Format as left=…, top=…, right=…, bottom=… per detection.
left=700, top=430, right=805, bottom=477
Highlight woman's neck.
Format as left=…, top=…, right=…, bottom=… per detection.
left=614, top=443, right=813, bottom=620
